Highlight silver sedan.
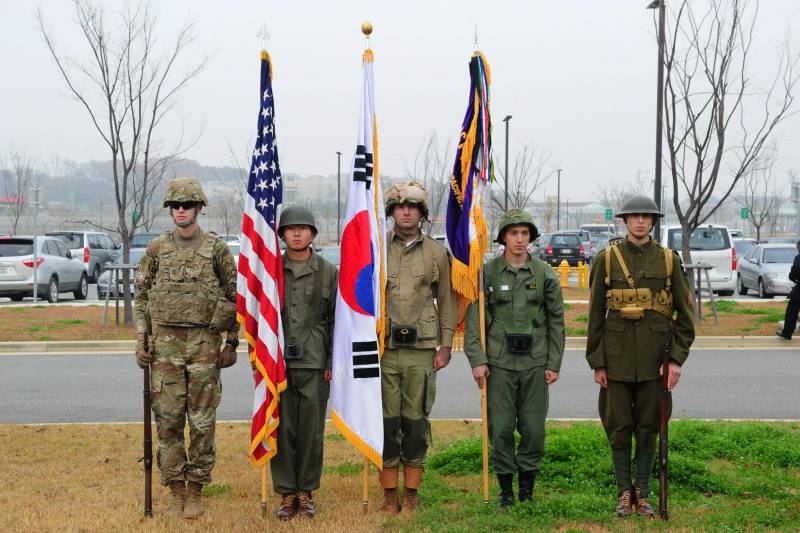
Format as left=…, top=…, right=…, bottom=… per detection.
left=736, top=243, right=796, bottom=298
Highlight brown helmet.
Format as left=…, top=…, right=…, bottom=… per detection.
left=384, top=180, right=429, bottom=218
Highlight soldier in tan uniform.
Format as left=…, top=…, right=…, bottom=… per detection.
left=380, top=181, right=457, bottom=514
left=586, top=196, right=695, bottom=518
left=135, top=177, right=239, bottom=519
left=270, top=206, right=338, bottom=520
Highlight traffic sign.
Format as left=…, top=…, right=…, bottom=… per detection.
left=740, top=207, right=749, bottom=220
left=604, top=208, right=613, bottom=221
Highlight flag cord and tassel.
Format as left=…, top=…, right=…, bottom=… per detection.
left=478, top=265, right=490, bottom=503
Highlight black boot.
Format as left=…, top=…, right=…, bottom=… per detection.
left=497, top=474, right=515, bottom=509
left=518, top=471, right=536, bottom=502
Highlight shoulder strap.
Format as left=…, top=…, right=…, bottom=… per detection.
left=530, top=256, right=544, bottom=303
left=664, top=247, right=673, bottom=291
left=610, top=244, right=636, bottom=289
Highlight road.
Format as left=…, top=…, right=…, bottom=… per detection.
left=1, top=348, right=797, bottom=424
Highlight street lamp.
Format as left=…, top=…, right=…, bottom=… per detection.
left=648, top=0, right=667, bottom=239
left=556, top=168, right=562, bottom=230
left=502, top=115, right=512, bottom=211
left=336, top=151, right=342, bottom=244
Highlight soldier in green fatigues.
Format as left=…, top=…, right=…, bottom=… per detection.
left=270, top=206, right=338, bottom=520
left=380, top=181, right=457, bottom=514
left=135, top=177, right=239, bottom=519
left=464, top=209, right=565, bottom=508
left=585, top=196, right=695, bottom=518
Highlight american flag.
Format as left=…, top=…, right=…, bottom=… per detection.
left=236, top=51, right=286, bottom=468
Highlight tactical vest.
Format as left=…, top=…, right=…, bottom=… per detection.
left=148, top=232, right=222, bottom=327
left=604, top=244, right=674, bottom=318
left=487, top=256, right=546, bottom=335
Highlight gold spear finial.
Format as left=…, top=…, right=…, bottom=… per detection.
left=361, top=21, right=373, bottom=36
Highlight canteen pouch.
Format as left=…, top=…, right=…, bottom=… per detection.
left=285, top=343, right=305, bottom=360
left=209, top=296, right=237, bottom=334
left=620, top=306, right=645, bottom=320
left=391, top=325, right=418, bottom=347
left=505, top=333, right=533, bottom=355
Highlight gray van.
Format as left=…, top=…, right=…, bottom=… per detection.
left=45, top=231, right=120, bottom=282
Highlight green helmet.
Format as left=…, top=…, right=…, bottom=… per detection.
left=384, top=180, right=429, bottom=218
left=495, top=209, right=540, bottom=244
left=615, top=195, right=663, bottom=218
left=162, top=177, right=208, bottom=207
left=278, top=205, right=318, bottom=237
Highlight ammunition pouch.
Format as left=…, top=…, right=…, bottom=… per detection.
left=620, top=306, right=645, bottom=320
left=391, top=325, right=418, bottom=347
left=505, top=333, right=533, bottom=355
left=285, top=343, right=305, bottom=360
left=606, top=287, right=673, bottom=319
left=209, top=297, right=237, bottom=334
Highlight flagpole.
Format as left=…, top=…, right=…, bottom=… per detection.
left=362, top=456, right=370, bottom=512
left=261, top=465, right=268, bottom=517
left=478, top=266, right=490, bottom=503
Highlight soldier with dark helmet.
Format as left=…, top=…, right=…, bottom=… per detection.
left=464, top=209, right=565, bottom=509
left=135, top=176, right=240, bottom=519
left=380, top=180, right=457, bottom=514
left=585, top=195, right=695, bottom=518
left=271, top=205, right=338, bottom=520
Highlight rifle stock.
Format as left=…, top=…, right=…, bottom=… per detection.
left=143, top=339, right=153, bottom=518
left=658, top=325, right=672, bottom=520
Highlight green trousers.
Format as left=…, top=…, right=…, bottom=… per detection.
left=487, top=365, right=549, bottom=475
left=270, top=368, right=329, bottom=494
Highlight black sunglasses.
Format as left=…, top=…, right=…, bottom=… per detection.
left=167, top=201, right=198, bottom=210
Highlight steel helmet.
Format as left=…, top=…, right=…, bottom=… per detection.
left=278, top=205, right=318, bottom=237
left=384, top=180, right=429, bottom=218
left=615, top=195, right=663, bottom=218
left=495, top=209, right=540, bottom=244
left=162, top=177, right=208, bottom=207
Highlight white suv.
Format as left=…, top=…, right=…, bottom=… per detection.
left=659, top=224, right=736, bottom=296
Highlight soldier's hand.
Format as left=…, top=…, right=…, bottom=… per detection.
left=218, top=344, right=237, bottom=369
left=323, top=369, right=332, bottom=382
left=472, top=364, right=489, bottom=389
left=545, top=369, right=560, bottom=385
left=593, top=367, right=608, bottom=389
left=660, top=359, right=682, bottom=390
left=433, top=346, right=452, bottom=371
left=135, top=334, right=151, bottom=369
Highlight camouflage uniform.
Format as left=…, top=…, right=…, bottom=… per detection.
left=135, top=179, right=238, bottom=489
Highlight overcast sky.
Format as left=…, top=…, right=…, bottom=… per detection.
left=1, top=0, right=798, bottom=202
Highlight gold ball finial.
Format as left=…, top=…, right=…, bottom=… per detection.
left=361, top=21, right=373, bottom=36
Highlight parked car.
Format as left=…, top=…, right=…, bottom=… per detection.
left=535, top=232, right=587, bottom=266
left=130, top=232, right=160, bottom=248
left=227, top=243, right=240, bottom=265
left=736, top=243, right=796, bottom=298
left=317, top=245, right=341, bottom=267
left=45, top=230, right=120, bottom=282
left=660, top=224, right=736, bottom=296
left=0, top=236, right=88, bottom=303
left=96, top=248, right=146, bottom=300
left=220, top=234, right=242, bottom=245
left=732, top=237, right=757, bottom=259
left=562, top=230, right=594, bottom=263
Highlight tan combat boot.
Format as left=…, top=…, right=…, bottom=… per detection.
left=183, top=481, right=205, bottom=519
left=615, top=489, right=633, bottom=517
left=379, top=467, right=400, bottom=515
left=164, top=481, right=185, bottom=518
left=401, top=465, right=423, bottom=514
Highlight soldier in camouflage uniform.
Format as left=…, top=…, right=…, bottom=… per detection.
left=270, top=206, right=338, bottom=520
left=585, top=196, right=695, bottom=518
left=135, top=177, right=239, bottom=519
left=464, top=209, right=565, bottom=509
left=380, top=181, right=457, bottom=514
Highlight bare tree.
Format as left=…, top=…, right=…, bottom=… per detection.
left=662, top=0, right=798, bottom=261
left=489, top=145, right=555, bottom=221
left=594, top=171, right=652, bottom=216
left=741, top=149, right=781, bottom=241
left=38, top=0, right=206, bottom=325
left=406, top=133, right=452, bottom=235
left=0, top=147, right=39, bottom=235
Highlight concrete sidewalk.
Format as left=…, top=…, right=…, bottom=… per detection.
left=0, top=336, right=793, bottom=354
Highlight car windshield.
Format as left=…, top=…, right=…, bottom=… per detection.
left=550, top=235, right=580, bottom=247
left=733, top=239, right=755, bottom=256
left=113, top=249, right=146, bottom=265
left=669, top=228, right=729, bottom=251
left=0, top=240, right=34, bottom=256
left=763, top=248, right=795, bottom=263
left=48, top=233, right=82, bottom=248
left=228, top=244, right=240, bottom=255
left=131, top=233, right=158, bottom=247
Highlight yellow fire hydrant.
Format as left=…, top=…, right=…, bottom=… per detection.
left=558, top=260, right=571, bottom=288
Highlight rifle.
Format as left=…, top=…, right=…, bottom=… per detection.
left=142, top=335, right=153, bottom=518
left=658, top=324, right=673, bottom=520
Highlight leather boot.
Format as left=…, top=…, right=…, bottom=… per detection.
left=497, top=473, right=515, bottom=509
left=276, top=492, right=298, bottom=520
left=634, top=487, right=654, bottom=518
left=296, top=490, right=316, bottom=518
left=164, top=481, right=185, bottom=518
left=615, top=489, right=633, bottom=517
left=401, top=465, right=423, bottom=514
left=379, top=467, right=400, bottom=514
left=518, top=471, right=536, bottom=502
left=182, top=481, right=205, bottom=519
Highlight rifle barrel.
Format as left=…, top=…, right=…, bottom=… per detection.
left=143, top=365, right=153, bottom=518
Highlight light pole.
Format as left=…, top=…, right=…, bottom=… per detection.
left=648, top=0, right=667, bottom=240
left=556, top=168, right=562, bottom=230
left=503, top=115, right=512, bottom=211
left=336, top=151, right=342, bottom=244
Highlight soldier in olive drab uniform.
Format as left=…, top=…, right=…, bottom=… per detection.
left=585, top=196, right=695, bottom=518
left=135, top=177, right=239, bottom=519
left=270, top=206, right=338, bottom=520
left=465, top=209, right=565, bottom=509
left=380, top=181, right=457, bottom=514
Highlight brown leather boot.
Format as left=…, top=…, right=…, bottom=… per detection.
left=276, top=492, right=298, bottom=520
left=401, top=465, right=423, bottom=514
left=164, top=481, right=185, bottom=518
left=634, top=487, right=654, bottom=518
left=182, top=482, right=205, bottom=519
left=379, top=467, right=400, bottom=514
left=296, top=490, right=316, bottom=518
left=615, top=489, right=633, bottom=517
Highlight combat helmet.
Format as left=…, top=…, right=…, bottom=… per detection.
left=615, top=195, right=663, bottom=218
left=278, top=205, right=318, bottom=237
left=495, top=209, right=540, bottom=244
left=162, top=177, right=208, bottom=207
left=384, top=180, right=429, bottom=218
